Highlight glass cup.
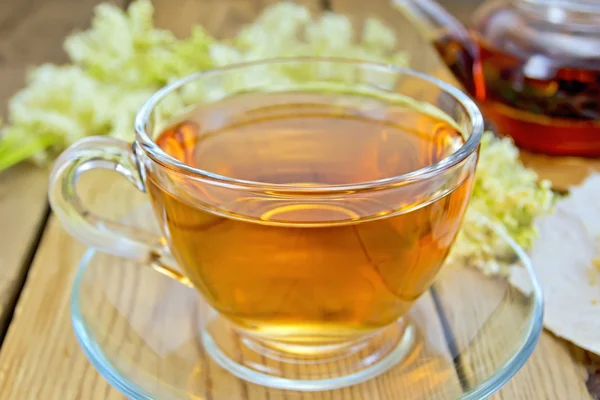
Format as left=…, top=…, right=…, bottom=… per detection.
left=49, top=58, right=483, bottom=390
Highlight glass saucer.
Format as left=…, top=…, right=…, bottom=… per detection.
left=71, top=204, right=543, bottom=399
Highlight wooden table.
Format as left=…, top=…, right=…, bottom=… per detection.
left=0, top=0, right=596, bottom=398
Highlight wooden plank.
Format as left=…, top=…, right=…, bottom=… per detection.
left=0, top=171, right=143, bottom=400
left=0, top=0, right=133, bottom=340
left=154, top=0, right=323, bottom=39
left=432, top=268, right=591, bottom=399
left=520, top=151, right=600, bottom=193
left=437, top=0, right=482, bottom=24
left=0, top=165, right=49, bottom=331
left=329, top=0, right=592, bottom=398
left=0, top=0, right=129, bottom=71
left=330, top=0, right=456, bottom=83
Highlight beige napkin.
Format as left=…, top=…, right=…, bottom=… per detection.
left=510, top=174, right=600, bottom=354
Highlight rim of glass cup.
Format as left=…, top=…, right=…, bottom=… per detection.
left=134, top=57, right=484, bottom=193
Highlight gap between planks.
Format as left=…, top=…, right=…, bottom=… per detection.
left=0, top=0, right=134, bottom=346
left=0, top=204, right=51, bottom=346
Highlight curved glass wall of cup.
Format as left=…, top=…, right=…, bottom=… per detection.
left=71, top=204, right=543, bottom=399
left=124, top=58, right=486, bottom=390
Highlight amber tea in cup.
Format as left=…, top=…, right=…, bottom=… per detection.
left=49, top=59, right=483, bottom=390
left=150, top=91, right=470, bottom=339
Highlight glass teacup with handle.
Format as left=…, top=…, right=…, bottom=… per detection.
left=49, top=58, right=483, bottom=390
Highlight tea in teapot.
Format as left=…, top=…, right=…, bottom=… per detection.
left=395, top=0, right=600, bottom=157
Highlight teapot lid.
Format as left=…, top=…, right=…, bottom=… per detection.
left=517, top=0, right=600, bottom=29
left=520, top=0, right=600, bottom=13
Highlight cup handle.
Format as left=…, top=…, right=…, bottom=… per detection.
left=48, top=136, right=191, bottom=286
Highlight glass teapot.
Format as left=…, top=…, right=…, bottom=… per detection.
left=394, top=0, right=600, bottom=157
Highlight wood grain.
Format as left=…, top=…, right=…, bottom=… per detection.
left=0, top=0, right=134, bottom=339
left=154, top=0, right=323, bottom=39
left=330, top=0, right=456, bottom=83
left=0, top=165, right=49, bottom=332
left=433, top=268, right=591, bottom=400
left=437, top=0, right=483, bottom=24
left=0, top=171, right=143, bottom=400
left=520, top=151, right=600, bottom=193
